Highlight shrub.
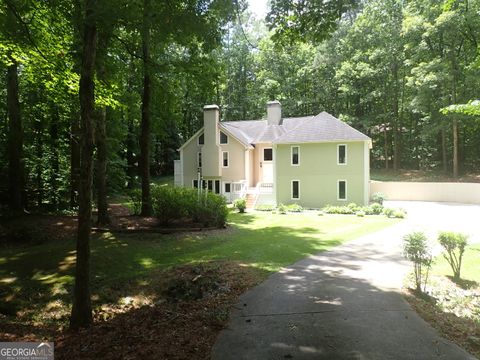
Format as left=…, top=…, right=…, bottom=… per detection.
left=150, top=185, right=228, bottom=227
left=372, top=192, right=385, bottom=205
left=322, top=205, right=354, bottom=215
left=438, top=231, right=468, bottom=281
left=127, top=189, right=142, bottom=215
left=383, top=207, right=396, bottom=218
left=403, top=231, right=433, bottom=293
left=393, top=210, right=406, bottom=219
left=356, top=210, right=365, bottom=217
left=233, top=198, right=247, bottom=213
left=347, top=203, right=360, bottom=212
left=255, top=204, right=275, bottom=212
left=369, top=203, right=384, bottom=215
left=277, top=203, right=287, bottom=214
left=287, top=204, right=303, bottom=213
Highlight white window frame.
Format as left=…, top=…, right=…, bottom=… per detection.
left=220, top=131, right=229, bottom=145
left=291, top=146, right=300, bottom=166
left=197, top=152, right=202, bottom=168
left=197, top=133, right=204, bottom=145
left=291, top=180, right=300, bottom=200
left=337, top=144, right=347, bottom=165
left=337, top=180, right=347, bottom=201
left=222, top=151, right=229, bottom=168
left=263, top=147, right=273, bottom=162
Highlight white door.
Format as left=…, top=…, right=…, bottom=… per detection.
left=261, top=148, right=274, bottom=183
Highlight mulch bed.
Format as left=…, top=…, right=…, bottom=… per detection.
left=0, top=262, right=264, bottom=359
left=403, top=276, right=480, bottom=358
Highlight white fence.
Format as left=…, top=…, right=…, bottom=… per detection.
left=370, top=181, right=480, bottom=204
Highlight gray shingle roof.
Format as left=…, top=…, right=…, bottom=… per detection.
left=221, top=112, right=370, bottom=146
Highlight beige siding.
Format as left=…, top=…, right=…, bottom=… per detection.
left=219, top=137, right=246, bottom=182
left=181, top=132, right=203, bottom=187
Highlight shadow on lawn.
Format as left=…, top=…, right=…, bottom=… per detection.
left=0, top=215, right=342, bottom=338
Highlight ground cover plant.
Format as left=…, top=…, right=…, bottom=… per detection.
left=0, top=210, right=397, bottom=358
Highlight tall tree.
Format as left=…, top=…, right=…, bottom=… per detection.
left=5, top=3, right=24, bottom=213
left=139, top=0, right=152, bottom=216
left=70, top=0, right=97, bottom=329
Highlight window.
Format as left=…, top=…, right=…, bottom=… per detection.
left=291, top=180, right=300, bottom=200
left=207, top=180, right=213, bottom=192
left=338, top=180, right=347, bottom=200
left=193, top=180, right=199, bottom=188
left=198, top=133, right=204, bottom=145
left=214, top=180, right=220, bottom=194
left=220, top=131, right=228, bottom=144
left=224, top=183, right=231, bottom=193
left=263, top=148, right=273, bottom=161
left=338, top=144, right=347, bottom=165
left=197, top=152, right=202, bottom=168
left=222, top=151, right=229, bottom=167
left=291, top=146, right=300, bottom=165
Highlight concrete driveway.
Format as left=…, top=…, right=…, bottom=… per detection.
left=212, top=201, right=479, bottom=360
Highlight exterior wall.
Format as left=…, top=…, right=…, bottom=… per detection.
left=181, top=131, right=203, bottom=188
left=219, top=136, right=246, bottom=183
left=180, top=128, right=248, bottom=190
left=371, top=181, right=480, bottom=204
left=253, top=143, right=274, bottom=185
left=275, top=141, right=368, bottom=208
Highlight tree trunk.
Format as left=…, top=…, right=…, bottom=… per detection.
left=50, top=109, right=60, bottom=210
left=95, top=105, right=109, bottom=225
left=441, top=128, right=447, bottom=174
left=126, top=114, right=136, bottom=189
left=7, top=57, right=24, bottom=214
left=140, top=0, right=152, bottom=216
left=392, top=63, right=400, bottom=172
left=70, top=111, right=81, bottom=208
left=70, top=0, right=97, bottom=330
left=95, top=58, right=109, bottom=225
left=452, top=118, right=459, bottom=178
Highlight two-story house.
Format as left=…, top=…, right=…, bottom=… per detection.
left=174, top=101, right=371, bottom=208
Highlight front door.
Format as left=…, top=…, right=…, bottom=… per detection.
left=261, top=147, right=273, bottom=183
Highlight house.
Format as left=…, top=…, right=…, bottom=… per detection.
left=174, top=101, right=371, bottom=208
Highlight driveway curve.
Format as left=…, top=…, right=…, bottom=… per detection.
left=212, top=201, right=479, bottom=360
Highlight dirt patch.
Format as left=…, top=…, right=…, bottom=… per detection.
left=0, top=262, right=265, bottom=360
left=404, top=275, right=480, bottom=358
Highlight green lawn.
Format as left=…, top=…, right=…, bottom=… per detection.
left=0, top=211, right=397, bottom=324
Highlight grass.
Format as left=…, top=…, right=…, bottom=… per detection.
left=371, top=169, right=480, bottom=183
left=0, top=211, right=397, bottom=327
left=431, top=243, right=480, bottom=286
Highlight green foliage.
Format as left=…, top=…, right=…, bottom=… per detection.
left=255, top=204, right=275, bottom=211
left=356, top=210, right=365, bottom=217
left=323, top=205, right=355, bottom=215
left=438, top=231, right=468, bottom=281
left=127, top=189, right=142, bottom=215
left=151, top=185, right=228, bottom=227
left=383, top=208, right=396, bottom=218
left=277, top=203, right=287, bottom=214
left=403, top=231, right=433, bottom=293
left=372, top=193, right=385, bottom=205
left=286, top=204, right=303, bottom=213
left=233, top=198, right=247, bottom=213
left=393, top=210, right=406, bottom=219
left=347, top=202, right=361, bottom=212
left=368, top=203, right=384, bottom=215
